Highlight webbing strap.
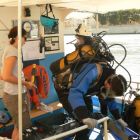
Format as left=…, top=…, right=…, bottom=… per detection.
left=108, top=120, right=129, bottom=140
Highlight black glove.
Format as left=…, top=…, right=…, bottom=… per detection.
left=73, top=106, right=91, bottom=121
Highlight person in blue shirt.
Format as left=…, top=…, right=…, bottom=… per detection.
left=69, top=62, right=126, bottom=121
left=51, top=60, right=127, bottom=139
left=68, top=62, right=127, bottom=139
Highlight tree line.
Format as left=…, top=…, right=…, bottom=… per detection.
left=98, top=9, right=140, bottom=25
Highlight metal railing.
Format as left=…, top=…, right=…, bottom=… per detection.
left=130, top=81, right=140, bottom=91
left=43, top=117, right=109, bottom=140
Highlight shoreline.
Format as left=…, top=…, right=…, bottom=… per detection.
left=64, top=24, right=140, bottom=35
left=64, top=33, right=140, bottom=36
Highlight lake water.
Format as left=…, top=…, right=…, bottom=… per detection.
left=64, top=34, right=140, bottom=83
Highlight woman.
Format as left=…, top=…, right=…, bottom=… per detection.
left=1, top=26, right=35, bottom=140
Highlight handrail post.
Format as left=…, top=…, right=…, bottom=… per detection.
left=18, top=0, right=23, bottom=139
left=104, top=120, right=108, bottom=140
left=137, top=82, right=139, bottom=91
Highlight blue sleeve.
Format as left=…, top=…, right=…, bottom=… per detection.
left=68, top=63, right=98, bottom=110
left=106, top=98, right=121, bottom=120
left=106, top=99, right=118, bottom=111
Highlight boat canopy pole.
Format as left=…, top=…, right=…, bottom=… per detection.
left=18, top=0, right=23, bottom=139
left=0, top=19, right=9, bottom=31
left=96, top=13, right=99, bottom=34
left=44, top=117, right=109, bottom=140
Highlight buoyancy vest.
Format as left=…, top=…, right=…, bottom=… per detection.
left=50, top=44, right=96, bottom=90
left=23, top=64, right=50, bottom=108
left=50, top=45, right=96, bottom=75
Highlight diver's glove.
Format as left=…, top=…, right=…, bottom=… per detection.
left=73, top=106, right=97, bottom=129
left=82, top=118, right=97, bottom=129
left=117, top=118, right=128, bottom=130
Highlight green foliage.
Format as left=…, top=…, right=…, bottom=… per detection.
left=98, top=13, right=107, bottom=25
left=98, top=9, right=140, bottom=25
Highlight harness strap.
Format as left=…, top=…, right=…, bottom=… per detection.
left=91, top=63, right=103, bottom=87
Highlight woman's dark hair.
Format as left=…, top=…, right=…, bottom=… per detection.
left=75, top=35, right=93, bottom=45
left=8, top=26, right=26, bottom=45
left=110, top=74, right=127, bottom=96
left=75, top=35, right=93, bottom=50
left=84, top=36, right=93, bottom=45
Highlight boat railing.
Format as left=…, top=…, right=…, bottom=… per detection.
left=129, top=81, right=140, bottom=91
left=44, top=116, right=110, bottom=140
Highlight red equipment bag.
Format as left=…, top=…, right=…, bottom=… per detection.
left=23, top=64, right=50, bottom=108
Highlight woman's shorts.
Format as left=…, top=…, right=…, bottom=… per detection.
left=2, top=92, right=32, bottom=130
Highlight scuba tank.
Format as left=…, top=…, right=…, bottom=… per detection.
left=133, top=95, right=140, bottom=133
left=134, top=95, right=140, bottom=117
left=123, top=93, right=140, bottom=134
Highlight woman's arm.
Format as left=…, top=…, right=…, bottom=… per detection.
left=2, top=56, right=35, bottom=89
left=2, top=56, right=18, bottom=84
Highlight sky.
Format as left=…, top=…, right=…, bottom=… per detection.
left=66, top=11, right=93, bottom=19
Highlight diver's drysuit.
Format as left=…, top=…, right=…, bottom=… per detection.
left=50, top=40, right=122, bottom=139
left=53, top=61, right=121, bottom=119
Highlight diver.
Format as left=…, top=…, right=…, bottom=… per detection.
left=50, top=24, right=128, bottom=140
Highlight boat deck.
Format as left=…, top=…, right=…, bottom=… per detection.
left=0, top=101, right=63, bottom=128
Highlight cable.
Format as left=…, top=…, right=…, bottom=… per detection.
left=66, top=39, right=76, bottom=45
left=108, top=43, right=131, bottom=89
left=108, top=44, right=127, bottom=69
left=97, top=31, right=107, bottom=37
left=114, top=59, right=131, bottom=89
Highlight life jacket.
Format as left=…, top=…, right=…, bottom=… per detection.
left=23, top=64, right=50, bottom=108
